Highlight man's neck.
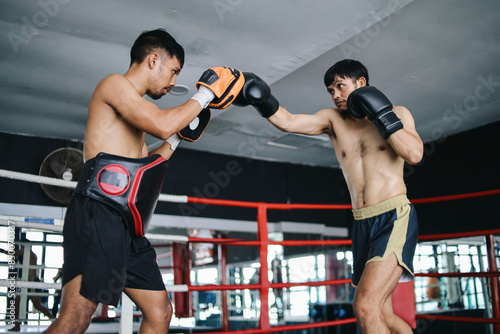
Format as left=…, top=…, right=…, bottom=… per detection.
left=124, top=66, right=147, bottom=96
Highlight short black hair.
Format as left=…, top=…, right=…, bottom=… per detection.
left=323, top=59, right=369, bottom=87
left=130, top=28, right=185, bottom=68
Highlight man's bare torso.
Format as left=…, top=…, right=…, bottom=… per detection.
left=327, top=108, right=407, bottom=209
left=83, top=75, right=147, bottom=161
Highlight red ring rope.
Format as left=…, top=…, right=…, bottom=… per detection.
left=418, top=228, right=500, bottom=241
left=410, top=189, right=500, bottom=204
left=187, top=189, right=500, bottom=208
left=187, top=278, right=352, bottom=292
left=416, top=271, right=500, bottom=278
left=416, top=314, right=500, bottom=324
left=189, top=237, right=352, bottom=246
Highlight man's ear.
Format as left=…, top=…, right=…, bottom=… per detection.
left=356, top=76, right=367, bottom=87
left=148, top=53, right=160, bottom=69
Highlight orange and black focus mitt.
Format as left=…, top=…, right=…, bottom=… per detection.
left=196, top=67, right=244, bottom=109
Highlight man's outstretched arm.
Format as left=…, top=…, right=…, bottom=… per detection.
left=234, top=72, right=332, bottom=136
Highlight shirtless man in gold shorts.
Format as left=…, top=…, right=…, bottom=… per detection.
left=233, top=59, right=423, bottom=334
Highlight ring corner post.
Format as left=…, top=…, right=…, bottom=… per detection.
left=486, top=234, right=500, bottom=334
left=257, top=204, right=271, bottom=332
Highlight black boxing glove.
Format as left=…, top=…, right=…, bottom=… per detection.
left=347, top=86, right=403, bottom=140
left=233, top=72, right=279, bottom=118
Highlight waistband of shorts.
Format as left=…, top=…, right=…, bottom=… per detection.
left=352, top=194, right=410, bottom=220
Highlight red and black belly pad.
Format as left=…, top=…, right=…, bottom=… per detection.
left=74, top=152, right=169, bottom=237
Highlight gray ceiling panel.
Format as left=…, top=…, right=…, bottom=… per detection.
left=1, top=0, right=499, bottom=168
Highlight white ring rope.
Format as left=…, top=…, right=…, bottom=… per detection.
left=0, top=169, right=188, bottom=203
left=0, top=279, right=61, bottom=290
left=165, top=284, right=189, bottom=292
left=0, top=170, right=192, bottom=238
left=0, top=218, right=63, bottom=232
left=159, top=193, right=188, bottom=204
left=0, top=219, right=188, bottom=242
left=0, top=169, right=77, bottom=189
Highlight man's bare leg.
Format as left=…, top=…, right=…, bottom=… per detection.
left=42, top=275, right=97, bottom=334
left=124, top=287, right=172, bottom=334
left=382, top=292, right=413, bottom=333
left=353, top=253, right=412, bottom=334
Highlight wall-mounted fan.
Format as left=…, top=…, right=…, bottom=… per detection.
left=39, top=147, right=84, bottom=204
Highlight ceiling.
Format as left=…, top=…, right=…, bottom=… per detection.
left=1, top=0, right=499, bottom=168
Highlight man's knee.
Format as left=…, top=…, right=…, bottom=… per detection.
left=43, top=311, right=93, bottom=334
left=158, top=298, right=173, bottom=324
left=353, top=293, right=380, bottom=322
left=55, top=296, right=96, bottom=332
left=143, top=296, right=173, bottom=327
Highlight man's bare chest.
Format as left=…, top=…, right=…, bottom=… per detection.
left=332, top=125, right=389, bottom=160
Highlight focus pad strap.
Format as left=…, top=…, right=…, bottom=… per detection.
left=178, top=108, right=211, bottom=142
left=196, top=67, right=244, bottom=109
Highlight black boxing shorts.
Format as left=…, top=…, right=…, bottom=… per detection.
left=74, top=152, right=169, bottom=237
left=351, top=195, right=418, bottom=287
left=62, top=195, right=166, bottom=306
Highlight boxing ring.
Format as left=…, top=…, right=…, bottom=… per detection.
left=0, top=168, right=499, bottom=333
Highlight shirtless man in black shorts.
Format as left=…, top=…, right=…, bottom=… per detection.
left=43, top=29, right=243, bottom=334
left=232, top=59, right=423, bottom=334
